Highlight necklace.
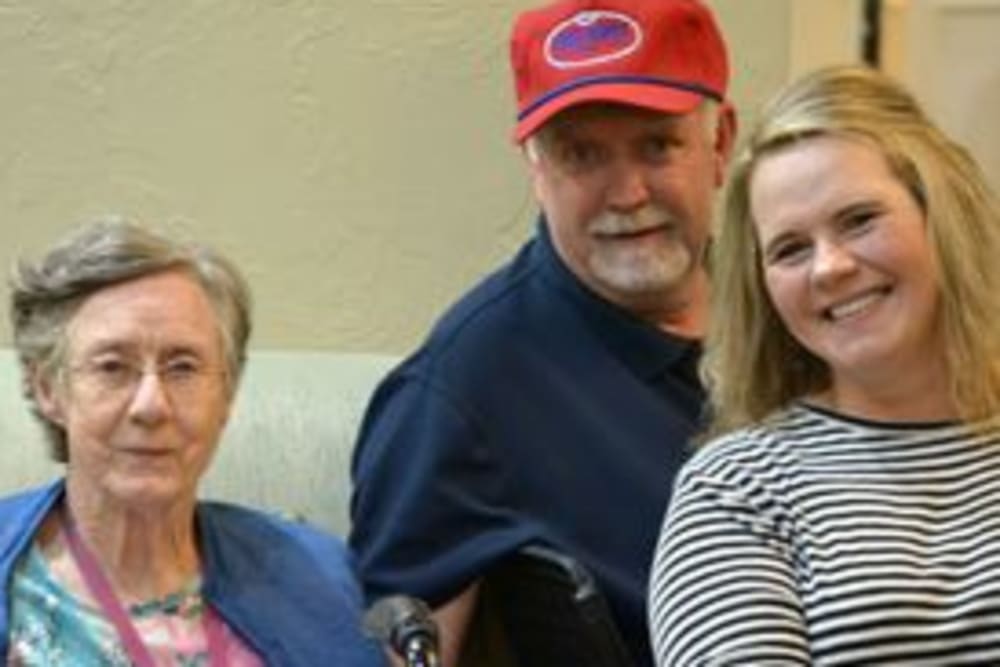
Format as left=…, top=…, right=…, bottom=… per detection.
left=61, top=506, right=230, bottom=667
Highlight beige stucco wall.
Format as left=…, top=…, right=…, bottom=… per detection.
left=0, top=1, right=858, bottom=354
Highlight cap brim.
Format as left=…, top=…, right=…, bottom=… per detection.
left=513, top=82, right=707, bottom=143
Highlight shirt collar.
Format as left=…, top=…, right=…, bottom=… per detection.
left=532, top=218, right=701, bottom=382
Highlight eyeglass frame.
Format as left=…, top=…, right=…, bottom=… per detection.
left=61, top=353, right=231, bottom=404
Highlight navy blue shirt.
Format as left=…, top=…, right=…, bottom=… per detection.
left=349, top=223, right=703, bottom=666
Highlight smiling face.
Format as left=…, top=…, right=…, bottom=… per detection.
left=527, top=102, right=732, bottom=330
left=751, top=134, right=945, bottom=407
left=35, top=270, right=232, bottom=512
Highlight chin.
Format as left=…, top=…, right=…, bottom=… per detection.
left=601, top=271, right=691, bottom=305
left=105, top=475, right=191, bottom=510
left=594, top=250, right=692, bottom=293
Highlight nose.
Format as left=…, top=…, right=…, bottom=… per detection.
left=126, top=370, right=172, bottom=424
left=811, top=238, right=857, bottom=287
left=606, top=161, right=650, bottom=213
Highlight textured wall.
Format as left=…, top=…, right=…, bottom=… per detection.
left=0, top=1, right=818, bottom=353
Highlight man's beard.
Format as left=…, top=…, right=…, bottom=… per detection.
left=586, top=204, right=695, bottom=296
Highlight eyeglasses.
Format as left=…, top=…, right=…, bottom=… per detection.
left=66, top=356, right=228, bottom=403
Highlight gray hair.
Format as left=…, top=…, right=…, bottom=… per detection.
left=9, top=218, right=253, bottom=461
left=524, top=100, right=722, bottom=164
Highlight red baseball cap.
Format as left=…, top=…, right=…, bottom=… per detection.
left=510, top=0, right=729, bottom=142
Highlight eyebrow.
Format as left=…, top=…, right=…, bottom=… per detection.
left=77, top=339, right=210, bottom=360
left=76, top=339, right=134, bottom=357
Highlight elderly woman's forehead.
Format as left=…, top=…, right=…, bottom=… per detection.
left=64, top=271, right=225, bottom=347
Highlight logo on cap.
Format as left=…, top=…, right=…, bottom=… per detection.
left=543, top=11, right=642, bottom=70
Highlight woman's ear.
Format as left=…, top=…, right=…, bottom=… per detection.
left=31, top=367, right=66, bottom=427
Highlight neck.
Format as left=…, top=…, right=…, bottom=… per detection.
left=819, top=356, right=957, bottom=423
left=645, top=268, right=710, bottom=339
left=61, top=483, right=201, bottom=604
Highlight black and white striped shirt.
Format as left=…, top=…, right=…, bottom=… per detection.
left=649, top=403, right=1000, bottom=666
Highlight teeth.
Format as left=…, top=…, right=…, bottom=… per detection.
left=827, top=291, right=883, bottom=320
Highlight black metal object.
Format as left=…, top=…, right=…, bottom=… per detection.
left=863, top=0, right=883, bottom=66
left=486, top=545, right=635, bottom=667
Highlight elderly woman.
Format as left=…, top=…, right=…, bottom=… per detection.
left=649, top=66, right=1000, bottom=664
left=1, top=220, right=383, bottom=665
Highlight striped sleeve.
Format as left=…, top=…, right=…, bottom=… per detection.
left=648, top=440, right=810, bottom=666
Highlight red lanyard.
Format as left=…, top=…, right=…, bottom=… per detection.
left=61, top=508, right=230, bottom=667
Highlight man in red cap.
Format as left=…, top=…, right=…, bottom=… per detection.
left=351, top=1, right=736, bottom=664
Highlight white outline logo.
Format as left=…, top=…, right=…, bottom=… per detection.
left=543, top=11, right=643, bottom=70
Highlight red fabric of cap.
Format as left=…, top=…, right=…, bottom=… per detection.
left=510, top=0, right=729, bottom=143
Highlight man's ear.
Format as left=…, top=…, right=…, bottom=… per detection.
left=32, top=368, right=66, bottom=427
left=521, top=138, right=546, bottom=203
left=713, top=102, right=738, bottom=188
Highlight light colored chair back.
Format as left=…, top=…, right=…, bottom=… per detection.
left=0, top=348, right=397, bottom=534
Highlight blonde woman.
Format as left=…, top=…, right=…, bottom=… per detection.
left=649, top=66, right=1000, bottom=665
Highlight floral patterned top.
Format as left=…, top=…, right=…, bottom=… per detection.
left=7, top=530, right=263, bottom=667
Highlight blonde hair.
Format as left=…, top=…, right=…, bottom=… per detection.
left=704, top=65, right=1000, bottom=436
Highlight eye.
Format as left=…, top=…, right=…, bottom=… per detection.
left=555, top=140, right=606, bottom=172
left=639, top=134, right=676, bottom=163
left=765, top=238, right=812, bottom=266
left=161, top=357, right=203, bottom=383
left=94, top=357, right=131, bottom=377
left=840, top=208, right=878, bottom=236
left=82, top=356, right=135, bottom=389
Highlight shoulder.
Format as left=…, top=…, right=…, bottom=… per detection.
left=197, top=502, right=354, bottom=578
left=429, top=238, right=542, bottom=347
left=366, top=237, right=557, bottom=414
left=389, top=236, right=561, bottom=382
left=0, top=481, right=62, bottom=534
left=676, top=408, right=822, bottom=488
left=0, top=483, right=64, bottom=595
left=197, top=503, right=385, bottom=666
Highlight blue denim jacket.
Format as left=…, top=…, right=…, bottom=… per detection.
left=0, top=480, right=385, bottom=666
